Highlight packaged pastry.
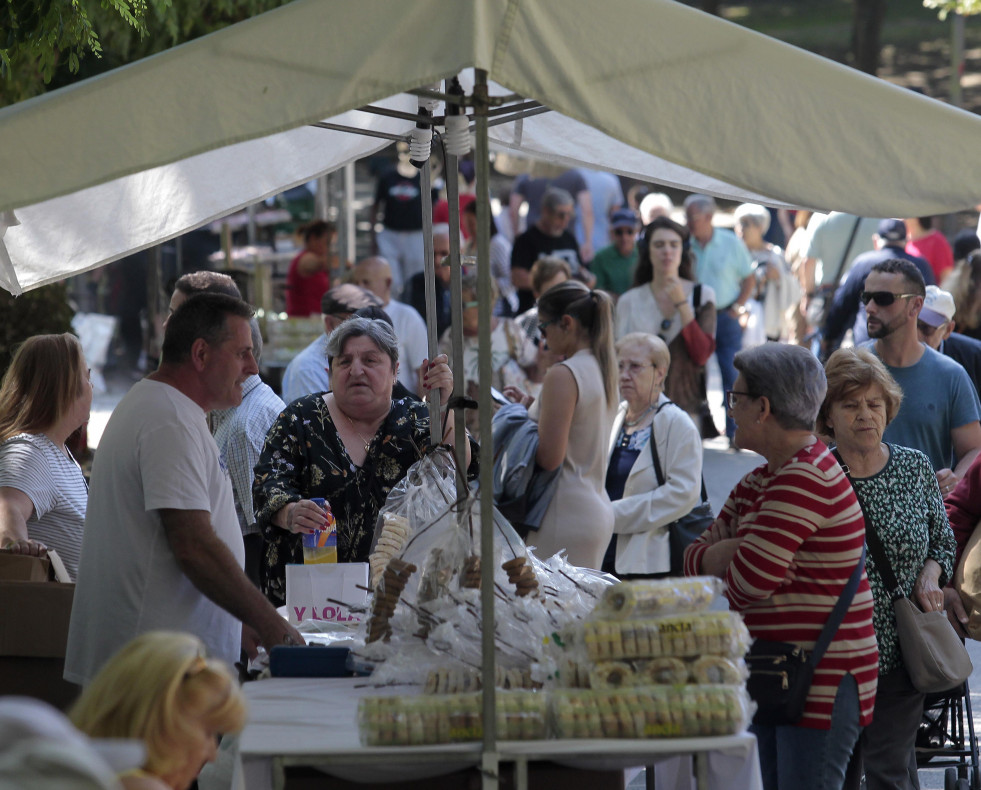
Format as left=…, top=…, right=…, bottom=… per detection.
left=592, top=577, right=724, bottom=620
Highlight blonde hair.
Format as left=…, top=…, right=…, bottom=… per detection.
left=537, top=281, right=618, bottom=405
left=0, top=333, right=87, bottom=443
left=70, top=632, right=246, bottom=779
left=818, top=347, right=903, bottom=437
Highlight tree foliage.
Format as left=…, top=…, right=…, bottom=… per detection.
left=923, top=0, right=981, bottom=19
left=1, top=0, right=292, bottom=107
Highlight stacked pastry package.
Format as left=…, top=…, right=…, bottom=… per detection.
left=546, top=577, right=756, bottom=738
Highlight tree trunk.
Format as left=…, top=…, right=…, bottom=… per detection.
left=852, top=0, right=887, bottom=75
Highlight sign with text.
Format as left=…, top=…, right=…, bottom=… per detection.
left=285, top=562, right=369, bottom=625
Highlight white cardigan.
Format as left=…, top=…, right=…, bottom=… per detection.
left=608, top=395, right=704, bottom=575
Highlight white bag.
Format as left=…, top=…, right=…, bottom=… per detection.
left=285, top=562, right=369, bottom=625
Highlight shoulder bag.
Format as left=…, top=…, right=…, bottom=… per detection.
left=647, top=404, right=715, bottom=574
left=833, top=449, right=973, bottom=694
left=745, top=546, right=865, bottom=726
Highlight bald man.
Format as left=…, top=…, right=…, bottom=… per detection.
left=353, top=256, right=429, bottom=396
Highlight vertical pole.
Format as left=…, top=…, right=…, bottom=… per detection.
left=474, top=68, right=498, bottom=790
left=343, top=164, right=356, bottom=266
left=951, top=13, right=964, bottom=108
left=445, top=126, right=467, bottom=490
left=420, top=159, right=441, bottom=443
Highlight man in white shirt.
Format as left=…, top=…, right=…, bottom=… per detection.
left=352, top=256, right=429, bottom=396
left=65, top=293, right=303, bottom=685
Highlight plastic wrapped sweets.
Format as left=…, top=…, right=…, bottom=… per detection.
left=581, top=611, right=751, bottom=663
left=358, top=691, right=547, bottom=745
left=590, top=577, right=724, bottom=620
left=550, top=684, right=754, bottom=739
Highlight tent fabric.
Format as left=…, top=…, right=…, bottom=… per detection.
left=2, top=0, right=981, bottom=293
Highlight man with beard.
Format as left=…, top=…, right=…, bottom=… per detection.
left=860, top=259, right=981, bottom=499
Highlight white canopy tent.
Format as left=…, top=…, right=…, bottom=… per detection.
left=2, top=0, right=981, bottom=294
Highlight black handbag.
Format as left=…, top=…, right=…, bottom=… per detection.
left=745, top=546, right=865, bottom=726
left=647, top=407, right=716, bottom=574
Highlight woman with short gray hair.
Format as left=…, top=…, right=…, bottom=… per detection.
left=254, top=318, right=475, bottom=606
left=684, top=343, right=879, bottom=790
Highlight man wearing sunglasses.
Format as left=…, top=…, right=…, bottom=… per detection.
left=861, top=259, right=981, bottom=502
left=591, top=208, right=639, bottom=296
left=916, top=285, right=981, bottom=402
left=821, top=219, right=934, bottom=361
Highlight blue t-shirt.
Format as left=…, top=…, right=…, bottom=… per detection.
left=864, top=342, right=981, bottom=470
left=691, top=228, right=753, bottom=308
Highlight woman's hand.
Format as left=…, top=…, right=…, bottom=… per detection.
left=421, top=355, right=454, bottom=405
left=0, top=537, right=47, bottom=557
left=914, top=559, right=944, bottom=613
left=502, top=385, right=534, bottom=408
left=278, top=499, right=329, bottom=535
left=664, top=276, right=686, bottom=306
left=700, top=537, right=743, bottom=578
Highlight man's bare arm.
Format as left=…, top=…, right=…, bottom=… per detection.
left=161, top=509, right=302, bottom=652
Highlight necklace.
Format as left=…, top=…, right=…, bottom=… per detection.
left=624, top=403, right=658, bottom=427
left=345, top=413, right=374, bottom=454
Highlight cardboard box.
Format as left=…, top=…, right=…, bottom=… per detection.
left=0, top=554, right=80, bottom=709
left=0, top=553, right=52, bottom=582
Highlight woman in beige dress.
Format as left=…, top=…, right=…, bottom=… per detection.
left=506, top=280, right=618, bottom=568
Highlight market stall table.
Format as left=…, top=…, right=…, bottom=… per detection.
left=233, top=677, right=762, bottom=790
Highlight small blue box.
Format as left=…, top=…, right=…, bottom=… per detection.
left=269, top=646, right=351, bottom=677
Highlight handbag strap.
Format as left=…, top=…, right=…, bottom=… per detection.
left=831, top=447, right=905, bottom=601
left=811, top=543, right=867, bottom=666
left=647, top=402, right=709, bottom=502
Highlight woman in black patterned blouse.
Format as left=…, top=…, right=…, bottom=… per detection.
left=253, top=317, right=474, bottom=606
left=819, top=347, right=956, bottom=790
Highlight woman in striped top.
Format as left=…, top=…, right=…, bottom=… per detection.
left=0, top=334, right=91, bottom=580
left=684, top=343, right=878, bottom=790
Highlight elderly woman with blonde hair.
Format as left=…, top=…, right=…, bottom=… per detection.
left=818, top=348, right=955, bottom=790
left=70, top=631, right=246, bottom=790
left=602, top=332, right=704, bottom=577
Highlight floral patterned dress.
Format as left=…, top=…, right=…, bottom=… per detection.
left=253, top=392, right=477, bottom=606
left=847, top=443, right=956, bottom=674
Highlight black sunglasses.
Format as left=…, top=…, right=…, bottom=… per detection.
left=859, top=291, right=919, bottom=307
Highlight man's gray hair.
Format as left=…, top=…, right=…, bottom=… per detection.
left=541, top=187, right=574, bottom=213
left=734, top=344, right=827, bottom=431
left=733, top=203, right=771, bottom=233
left=683, top=194, right=717, bottom=215
left=249, top=317, right=263, bottom=363
left=325, top=317, right=399, bottom=369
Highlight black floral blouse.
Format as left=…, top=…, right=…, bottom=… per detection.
left=253, top=392, right=477, bottom=606
left=847, top=443, right=956, bottom=675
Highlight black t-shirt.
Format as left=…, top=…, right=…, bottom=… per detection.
left=510, top=225, right=583, bottom=312
left=373, top=169, right=438, bottom=231
left=406, top=274, right=451, bottom=337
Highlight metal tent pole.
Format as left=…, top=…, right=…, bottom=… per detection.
left=473, top=67, right=499, bottom=790
left=419, top=158, right=440, bottom=444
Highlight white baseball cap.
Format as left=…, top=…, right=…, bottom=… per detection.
left=920, top=285, right=956, bottom=328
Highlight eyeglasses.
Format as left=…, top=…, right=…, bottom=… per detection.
left=859, top=291, right=919, bottom=307
left=725, top=389, right=760, bottom=409
left=537, top=318, right=558, bottom=335
left=618, top=361, right=655, bottom=376
left=463, top=301, right=479, bottom=309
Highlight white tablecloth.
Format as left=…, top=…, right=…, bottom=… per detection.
left=232, top=678, right=762, bottom=790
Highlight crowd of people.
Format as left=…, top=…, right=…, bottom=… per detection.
left=5, top=160, right=981, bottom=790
